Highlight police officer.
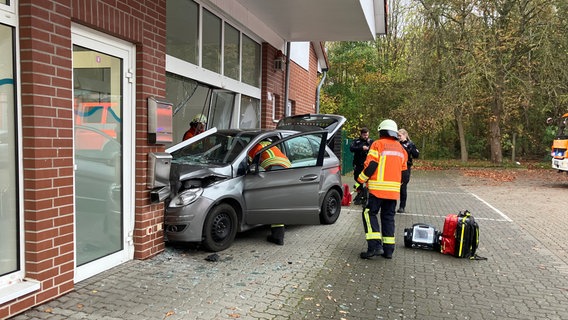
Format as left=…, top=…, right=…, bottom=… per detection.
left=356, top=119, right=407, bottom=259
left=397, top=128, right=419, bottom=213
left=350, top=127, right=373, bottom=205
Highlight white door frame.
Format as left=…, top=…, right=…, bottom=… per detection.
left=71, top=23, right=136, bottom=283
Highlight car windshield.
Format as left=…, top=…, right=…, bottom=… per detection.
left=171, top=131, right=259, bottom=165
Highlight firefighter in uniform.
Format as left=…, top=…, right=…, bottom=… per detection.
left=183, top=113, right=207, bottom=141
left=356, top=119, right=407, bottom=259
left=247, top=140, right=292, bottom=245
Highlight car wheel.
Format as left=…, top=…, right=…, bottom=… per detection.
left=320, top=189, right=341, bottom=224
left=202, top=203, right=238, bottom=252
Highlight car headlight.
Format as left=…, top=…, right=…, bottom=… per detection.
left=170, top=187, right=203, bottom=207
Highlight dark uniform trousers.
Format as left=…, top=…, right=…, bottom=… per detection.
left=362, top=195, right=397, bottom=255
left=399, top=167, right=411, bottom=209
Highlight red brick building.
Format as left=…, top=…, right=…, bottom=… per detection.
left=0, top=0, right=385, bottom=318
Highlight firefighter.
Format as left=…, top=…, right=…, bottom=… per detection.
left=183, top=113, right=207, bottom=141
left=356, top=119, right=407, bottom=259
left=247, top=139, right=292, bottom=245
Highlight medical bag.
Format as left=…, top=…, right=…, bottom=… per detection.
left=440, top=210, right=483, bottom=259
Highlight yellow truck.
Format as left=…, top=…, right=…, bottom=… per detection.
left=549, top=113, right=568, bottom=172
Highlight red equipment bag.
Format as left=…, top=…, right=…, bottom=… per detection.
left=440, top=210, right=486, bottom=260
left=440, top=214, right=458, bottom=255
left=341, top=184, right=352, bottom=206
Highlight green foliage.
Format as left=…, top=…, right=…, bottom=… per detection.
left=321, top=0, right=568, bottom=162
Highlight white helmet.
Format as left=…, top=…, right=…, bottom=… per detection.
left=377, top=119, right=398, bottom=138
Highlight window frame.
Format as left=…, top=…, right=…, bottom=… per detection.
left=0, top=0, right=41, bottom=303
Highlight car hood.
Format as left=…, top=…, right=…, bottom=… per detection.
left=170, top=163, right=231, bottom=192
left=276, top=114, right=346, bottom=141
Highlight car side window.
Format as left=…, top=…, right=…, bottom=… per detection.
left=284, top=134, right=321, bottom=168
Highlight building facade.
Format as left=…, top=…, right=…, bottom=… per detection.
left=0, top=0, right=385, bottom=318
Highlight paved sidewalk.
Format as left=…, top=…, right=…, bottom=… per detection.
left=10, top=170, right=568, bottom=319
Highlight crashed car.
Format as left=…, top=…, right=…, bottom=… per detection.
left=162, top=114, right=346, bottom=251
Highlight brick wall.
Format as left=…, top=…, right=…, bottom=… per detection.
left=288, top=44, right=319, bottom=115
left=70, top=0, right=167, bottom=259
left=261, top=43, right=320, bottom=130
left=1, top=0, right=167, bottom=318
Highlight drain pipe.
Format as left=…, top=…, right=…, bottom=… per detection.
left=315, top=68, right=328, bottom=114
left=283, top=41, right=291, bottom=116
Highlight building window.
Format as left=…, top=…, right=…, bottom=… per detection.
left=166, top=0, right=199, bottom=65
left=239, top=95, right=260, bottom=129
left=242, top=34, right=260, bottom=87
left=224, top=22, right=239, bottom=81
left=202, top=9, right=221, bottom=73
left=0, top=23, right=19, bottom=281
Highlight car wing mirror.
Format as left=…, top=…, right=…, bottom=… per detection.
left=247, top=153, right=261, bottom=174
left=248, top=163, right=259, bottom=175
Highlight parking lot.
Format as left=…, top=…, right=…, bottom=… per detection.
left=11, top=169, right=568, bottom=320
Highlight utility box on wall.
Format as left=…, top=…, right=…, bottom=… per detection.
left=148, top=97, right=173, bottom=144
left=147, top=152, right=172, bottom=203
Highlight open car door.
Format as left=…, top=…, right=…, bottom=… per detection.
left=243, top=130, right=328, bottom=225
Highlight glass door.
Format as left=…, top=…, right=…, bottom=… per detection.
left=72, top=25, right=134, bottom=282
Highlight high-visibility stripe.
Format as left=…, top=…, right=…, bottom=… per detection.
left=366, top=232, right=382, bottom=240
left=382, top=236, right=395, bottom=244
left=271, top=224, right=284, bottom=227
left=363, top=208, right=382, bottom=240
left=458, top=215, right=468, bottom=256
left=381, top=150, right=406, bottom=159
left=377, top=153, right=386, bottom=182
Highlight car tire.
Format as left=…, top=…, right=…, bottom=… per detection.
left=320, top=189, right=341, bottom=224
left=202, top=203, right=238, bottom=252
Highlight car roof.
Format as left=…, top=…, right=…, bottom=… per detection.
left=166, top=114, right=345, bottom=154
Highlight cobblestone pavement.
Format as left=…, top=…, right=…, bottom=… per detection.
left=11, top=169, right=568, bottom=320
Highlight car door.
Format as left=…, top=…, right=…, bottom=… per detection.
left=243, top=130, right=327, bottom=225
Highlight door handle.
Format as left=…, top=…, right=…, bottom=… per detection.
left=299, top=174, right=318, bottom=181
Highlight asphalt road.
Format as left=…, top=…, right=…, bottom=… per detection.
left=10, top=169, right=568, bottom=320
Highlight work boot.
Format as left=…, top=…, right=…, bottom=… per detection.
left=267, top=225, right=284, bottom=245
left=397, top=207, right=405, bottom=213
left=359, top=247, right=384, bottom=259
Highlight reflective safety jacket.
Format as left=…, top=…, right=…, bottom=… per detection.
left=183, top=126, right=203, bottom=141
left=247, top=141, right=291, bottom=169
left=357, top=137, right=407, bottom=200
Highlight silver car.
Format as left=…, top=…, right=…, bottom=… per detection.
left=162, top=114, right=346, bottom=251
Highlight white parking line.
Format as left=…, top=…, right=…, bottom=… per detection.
left=348, top=190, right=513, bottom=222
left=469, top=192, right=513, bottom=222
left=399, top=212, right=511, bottom=222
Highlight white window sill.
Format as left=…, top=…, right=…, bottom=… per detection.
left=0, top=278, right=41, bottom=304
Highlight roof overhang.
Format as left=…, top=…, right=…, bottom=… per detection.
left=208, top=0, right=387, bottom=49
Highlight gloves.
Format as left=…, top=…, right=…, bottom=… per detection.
left=354, top=182, right=363, bottom=192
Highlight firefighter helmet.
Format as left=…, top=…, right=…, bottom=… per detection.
left=192, top=113, right=207, bottom=124
left=377, top=119, right=398, bottom=138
